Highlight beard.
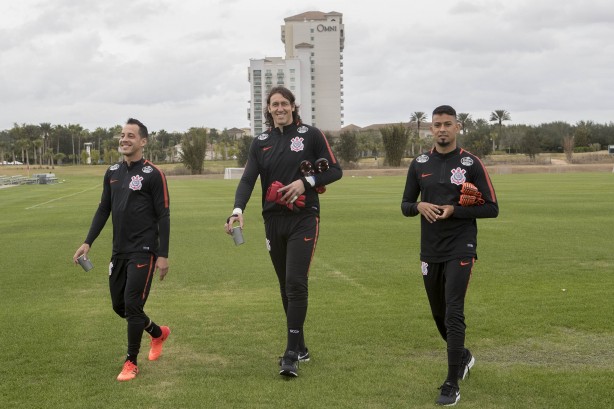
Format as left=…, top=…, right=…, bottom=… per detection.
left=436, top=139, right=450, bottom=147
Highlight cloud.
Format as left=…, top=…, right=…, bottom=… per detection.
left=0, top=0, right=613, bottom=131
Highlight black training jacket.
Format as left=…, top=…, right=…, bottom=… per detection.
left=401, top=147, right=498, bottom=262
left=85, top=158, right=170, bottom=257
left=234, top=121, right=342, bottom=218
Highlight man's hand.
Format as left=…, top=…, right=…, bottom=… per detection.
left=73, top=243, right=90, bottom=265
left=277, top=179, right=306, bottom=204
left=417, top=202, right=453, bottom=223
left=225, top=213, right=244, bottom=234
left=156, top=257, right=169, bottom=280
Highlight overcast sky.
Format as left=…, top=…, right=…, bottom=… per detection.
left=1, top=0, right=613, bottom=132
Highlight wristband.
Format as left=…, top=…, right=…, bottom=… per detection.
left=301, top=176, right=315, bottom=188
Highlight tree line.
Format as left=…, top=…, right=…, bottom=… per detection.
left=0, top=123, right=244, bottom=172
left=3, top=111, right=613, bottom=174
left=333, top=110, right=614, bottom=166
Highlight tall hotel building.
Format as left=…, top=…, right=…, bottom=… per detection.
left=248, top=11, right=345, bottom=135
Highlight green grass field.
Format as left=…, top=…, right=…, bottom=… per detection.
left=1, top=166, right=613, bottom=408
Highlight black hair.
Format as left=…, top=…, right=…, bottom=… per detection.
left=432, top=105, right=457, bottom=118
left=126, top=118, right=148, bottom=138
left=264, top=86, right=301, bottom=127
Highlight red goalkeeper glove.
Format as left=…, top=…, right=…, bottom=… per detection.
left=459, top=182, right=485, bottom=206
left=266, top=181, right=305, bottom=212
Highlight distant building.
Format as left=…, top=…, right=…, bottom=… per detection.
left=226, top=127, right=246, bottom=141
left=248, top=11, right=345, bottom=136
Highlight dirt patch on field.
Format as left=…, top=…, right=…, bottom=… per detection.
left=167, top=173, right=226, bottom=179
left=166, top=163, right=614, bottom=180
left=339, top=163, right=613, bottom=177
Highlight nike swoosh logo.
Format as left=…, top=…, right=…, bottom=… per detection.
left=137, top=263, right=148, bottom=268
left=262, top=146, right=273, bottom=151
left=110, top=179, right=119, bottom=184
left=421, top=173, right=433, bottom=178
left=304, top=237, right=314, bottom=242
left=460, top=261, right=471, bottom=266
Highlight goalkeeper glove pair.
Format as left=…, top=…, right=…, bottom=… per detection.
left=459, top=182, right=485, bottom=206
left=266, top=181, right=305, bottom=212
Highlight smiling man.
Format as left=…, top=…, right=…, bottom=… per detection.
left=73, top=118, right=171, bottom=381
left=225, top=86, right=342, bottom=378
left=401, top=105, right=499, bottom=406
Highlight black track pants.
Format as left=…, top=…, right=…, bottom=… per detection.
left=422, top=258, right=474, bottom=366
left=109, top=254, right=157, bottom=357
left=265, top=213, right=319, bottom=330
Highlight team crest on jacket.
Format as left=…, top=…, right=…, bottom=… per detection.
left=461, top=157, right=474, bottom=166
left=109, top=164, right=120, bottom=170
left=450, top=167, right=467, bottom=185
left=258, top=133, right=269, bottom=140
left=129, top=175, right=144, bottom=191
left=290, top=137, right=304, bottom=152
left=416, top=154, right=429, bottom=163
left=297, top=126, right=308, bottom=134
left=142, top=165, right=153, bottom=174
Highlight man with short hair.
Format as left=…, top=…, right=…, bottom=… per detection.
left=73, top=118, right=171, bottom=381
left=401, top=105, right=499, bottom=405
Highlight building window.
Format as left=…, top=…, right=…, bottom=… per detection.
left=310, top=28, right=314, bottom=33
left=290, top=69, right=295, bottom=74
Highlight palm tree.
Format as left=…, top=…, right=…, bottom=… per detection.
left=0, top=140, right=7, bottom=165
left=45, top=147, right=55, bottom=168
left=457, top=113, right=473, bottom=135
left=380, top=124, right=410, bottom=166
left=410, top=112, right=428, bottom=138
left=39, top=123, right=52, bottom=161
left=410, top=112, right=428, bottom=156
left=33, top=138, right=43, bottom=168
left=15, top=138, right=30, bottom=166
left=489, top=110, right=511, bottom=151
left=67, top=124, right=84, bottom=164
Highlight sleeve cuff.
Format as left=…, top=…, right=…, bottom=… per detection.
left=232, top=207, right=243, bottom=215
left=303, top=176, right=315, bottom=187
